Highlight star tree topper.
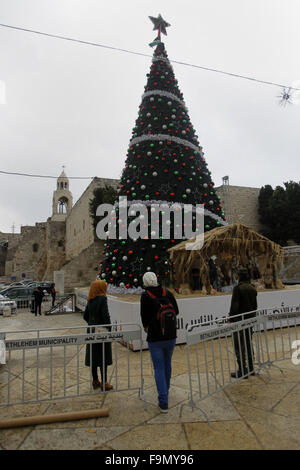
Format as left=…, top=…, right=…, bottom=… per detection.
left=149, top=14, right=171, bottom=39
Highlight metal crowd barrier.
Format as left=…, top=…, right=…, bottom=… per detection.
left=181, top=305, right=300, bottom=422
left=14, top=295, right=52, bottom=312
left=44, top=293, right=76, bottom=315
left=0, top=323, right=145, bottom=408
left=255, top=305, right=300, bottom=375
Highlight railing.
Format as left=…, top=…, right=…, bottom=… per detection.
left=181, top=306, right=300, bottom=422
left=44, top=294, right=76, bottom=315
left=0, top=323, right=145, bottom=407
left=14, top=295, right=52, bottom=312
left=283, top=245, right=300, bottom=257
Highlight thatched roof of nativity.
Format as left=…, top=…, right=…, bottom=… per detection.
left=168, top=223, right=283, bottom=288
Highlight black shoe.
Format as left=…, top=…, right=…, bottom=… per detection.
left=92, top=379, right=101, bottom=390
left=231, top=371, right=248, bottom=379
left=159, top=403, right=168, bottom=413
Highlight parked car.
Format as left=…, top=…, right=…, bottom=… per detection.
left=35, top=282, right=53, bottom=294
left=0, top=294, right=17, bottom=315
left=0, top=286, right=35, bottom=308
left=20, top=280, right=34, bottom=285
left=26, top=282, right=39, bottom=288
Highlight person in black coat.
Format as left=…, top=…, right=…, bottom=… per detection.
left=33, top=287, right=44, bottom=316
left=229, top=268, right=258, bottom=379
left=83, top=280, right=113, bottom=391
left=140, top=272, right=179, bottom=413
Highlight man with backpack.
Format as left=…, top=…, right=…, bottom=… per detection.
left=140, top=272, right=179, bottom=413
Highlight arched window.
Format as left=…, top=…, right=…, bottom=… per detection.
left=32, top=243, right=39, bottom=253
left=58, top=197, right=68, bottom=214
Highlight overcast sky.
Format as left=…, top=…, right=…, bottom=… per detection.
left=0, top=0, right=299, bottom=233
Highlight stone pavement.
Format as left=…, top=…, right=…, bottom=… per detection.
left=0, top=310, right=300, bottom=450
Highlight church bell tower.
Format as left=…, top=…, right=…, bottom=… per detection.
left=51, top=167, right=73, bottom=221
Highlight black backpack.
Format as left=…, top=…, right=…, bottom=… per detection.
left=147, top=288, right=177, bottom=337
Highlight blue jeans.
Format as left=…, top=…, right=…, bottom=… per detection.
left=148, top=339, right=176, bottom=406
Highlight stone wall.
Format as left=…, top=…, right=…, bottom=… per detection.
left=5, top=223, right=47, bottom=280
left=280, top=254, right=300, bottom=282
left=0, top=233, right=22, bottom=276
left=65, top=177, right=118, bottom=261
left=62, top=240, right=105, bottom=292
left=43, top=220, right=66, bottom=281
left=2, top=221, right=66, bottom=282
left=215, top=185, right=262, bottom=232
left=0, top=244, right=7, bottom=276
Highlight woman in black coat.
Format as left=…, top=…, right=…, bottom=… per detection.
left=83, top=280, right=113, bottom=391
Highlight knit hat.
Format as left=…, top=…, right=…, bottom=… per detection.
left=142, top=272, right=158, bottom=287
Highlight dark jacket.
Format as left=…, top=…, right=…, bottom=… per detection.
left=140, top=285, right=179, bottom=342
left=229, top=281, right=257, bottom=322
left=83, top=295, right=112, bottom=367
left=33, top=288, right=44, bottom=304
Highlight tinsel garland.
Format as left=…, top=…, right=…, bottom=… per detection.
left=107, top=284, right=145, bottom=295
left=141, top=89, right=187, bottom=109
left=113, top=199, right=227, bottom=225
left=129, top=133, right=202, bottom=154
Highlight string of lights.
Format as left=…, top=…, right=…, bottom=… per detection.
left=0, top=22, right=299, bottom=93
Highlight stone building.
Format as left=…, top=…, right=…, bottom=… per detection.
left=215, top=184, right=262, bottom=232
left=0, top=171, right=262, bottom=291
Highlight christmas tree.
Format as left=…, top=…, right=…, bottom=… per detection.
left=99, top=15, right=226, bottom=292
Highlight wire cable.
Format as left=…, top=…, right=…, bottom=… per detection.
left=0, top=22, right=299, bottom=92
left=0, top=170, right=94, bottom=179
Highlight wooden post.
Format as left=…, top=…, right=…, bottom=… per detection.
left=0, top=408, right=109, bottom=429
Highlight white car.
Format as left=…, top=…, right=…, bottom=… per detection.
left=0, top=294, right=17, bottom=315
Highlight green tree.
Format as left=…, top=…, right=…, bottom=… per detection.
left=258, top=185, right=274, bottom=238
left=283, top=181, right=300, bottom=243
left=100, top=34, right=226, bottom=290
left=89, top=185, right=117, bottom=238
left=258, top=181, right=300, bottom=245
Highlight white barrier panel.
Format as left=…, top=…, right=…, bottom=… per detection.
left=74, top=288, right=300, bottom=350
